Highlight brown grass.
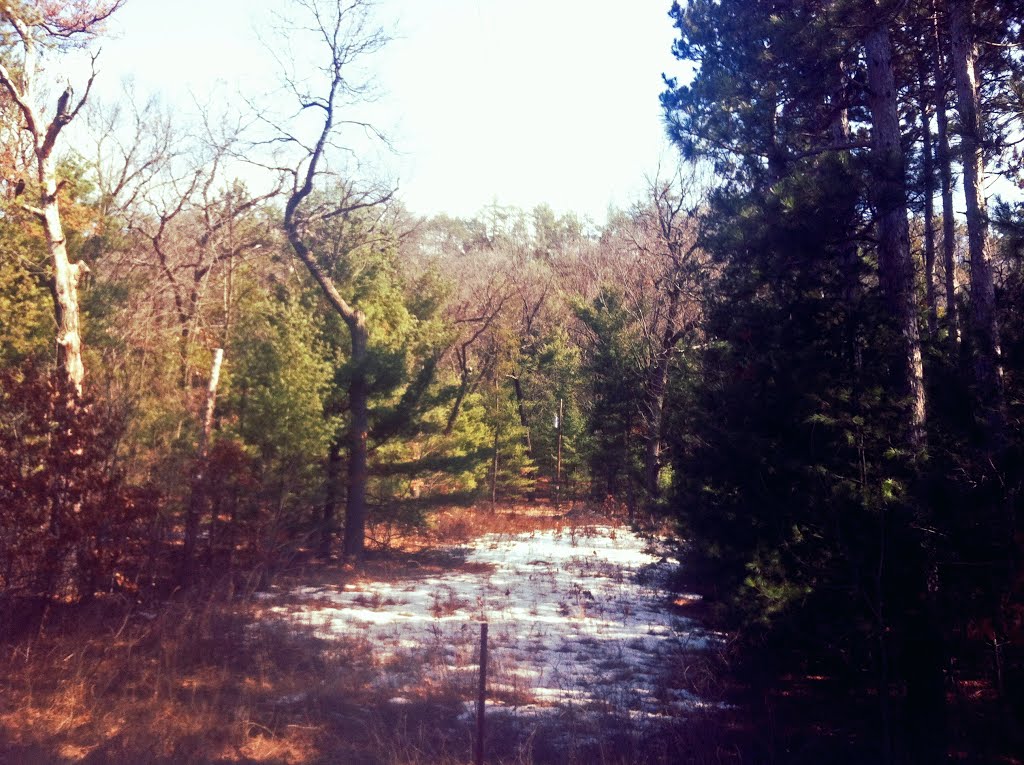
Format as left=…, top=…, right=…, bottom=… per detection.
left=0, top=502, right=738, bottom=765
left=375, top=501, right=621, bottom=551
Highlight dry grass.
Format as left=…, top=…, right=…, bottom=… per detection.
left=0, top=503, right=737, bottom=764
left=370, top=501, right=619, bottom=552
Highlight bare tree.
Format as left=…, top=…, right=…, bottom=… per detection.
left=273, top=0, right=391, bottom=562
left=627, top=164, right=705, bottom=498
left=87, top=82, right=177, bottom=222
left=0, top=0, right=124, bottom=397
left=443, top=275, right=509, bottom=436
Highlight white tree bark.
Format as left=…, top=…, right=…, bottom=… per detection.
left=0, top=5, right=111, bottom=396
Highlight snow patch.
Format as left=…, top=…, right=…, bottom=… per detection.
left=267, top=524, right=715, bottom=718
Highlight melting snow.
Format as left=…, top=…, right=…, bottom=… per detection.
left=267, top=524, right=714, bottom=719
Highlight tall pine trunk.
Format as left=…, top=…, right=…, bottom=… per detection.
left=932, top=5, right=960, bottom=347
left=948, top=0, right=1005, bottom=442
left=918, top=58, right=938, bottom=337
left=341, top=320, right=370, bottom=561
left=866, top=21, right=944, bottom=760
left=511, top=374, right=533, bottom=457
left=865, top=23, right=927, bottom=448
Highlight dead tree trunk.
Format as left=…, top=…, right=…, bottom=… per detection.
left=277, top=0, right=389, bottom=564
left=0, top=27, right=99, bottom=398
left=183, top=347, right=224, bottom=578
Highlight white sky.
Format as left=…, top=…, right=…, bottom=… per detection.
left=89, top=0, right=685, bottom=223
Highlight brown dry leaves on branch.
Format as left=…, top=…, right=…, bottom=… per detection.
left=4, top=1, right=123, bottom=42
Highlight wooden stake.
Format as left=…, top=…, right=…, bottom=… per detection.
left=555, top=398, right=563, bottom=508
left=475, top=622, right=488, bottom=765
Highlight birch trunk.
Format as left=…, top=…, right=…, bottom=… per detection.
left=0, top=15, right=93, bottom=398
left=643, top=352, right=671, bottom=499
left=183, top=348, right=224, bottom=576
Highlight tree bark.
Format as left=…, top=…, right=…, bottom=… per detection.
left=932, top=5, right=960, bottom=347
left=277, top=0, right=389, bottom=564
left=918, top=58, right=938, bottom=337
left=510, top=374, right=533, bottom=456
left=341, top=319, right=370, bottom=561
left=865, top=21, right=927, bottom=449
left=490, top=420, right=499, bottom=508
left=0, top=21, right=94, bottom=399
left=41, top=154, right=88, bottom=396
left=643, top=351, right=671, bottom=499
left=320, top=438, right=343, bottom=558
left=948, top=0, right=1005, bottom=442
left=555, top=397, right=563, bottom=508
left=284, top=167, right=374, bottom=565
left=183, top=347, right=223, bottom=578
left=445, top=375, right=469, bottom=436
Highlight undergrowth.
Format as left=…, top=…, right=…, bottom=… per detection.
left=0, top=504, right=738, bottom=764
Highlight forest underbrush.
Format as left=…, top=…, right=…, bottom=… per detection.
left=0, top=503, right=744, bottom=765
left=3, top=505, right=1020, bottom=764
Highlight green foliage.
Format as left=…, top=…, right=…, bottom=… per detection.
left=0, top=215, right=50, bottom=367
left=575, top=287, right=646, bottom=499
left=515, top=325, right=584, bottom=491
left=664, top=155, right=915, bottom=669
left=481, top=382, right=536, bottom=500
left=300, top=202, right=501, bottom=527
left=220, top=290, right=335, bottom=526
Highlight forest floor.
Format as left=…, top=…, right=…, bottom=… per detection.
left=0, top=504, right=741, bottom=765
left=3, top=504, right=1019, bottom=763
left=255, top=507, right=722, bottom=761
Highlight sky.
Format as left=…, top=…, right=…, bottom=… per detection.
left=88, top=0, right=686, bottom=223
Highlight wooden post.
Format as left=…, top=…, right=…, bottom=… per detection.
left=555, top=398, right=563, bottom=508
left=490, top=427, right=499, bottom=509
left=475, top=622, right=489, bottom=765
left=490, top=386, right=500, bottom=509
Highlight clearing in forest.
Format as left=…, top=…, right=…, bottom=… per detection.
left=259, top=511, right=719, bottom=758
